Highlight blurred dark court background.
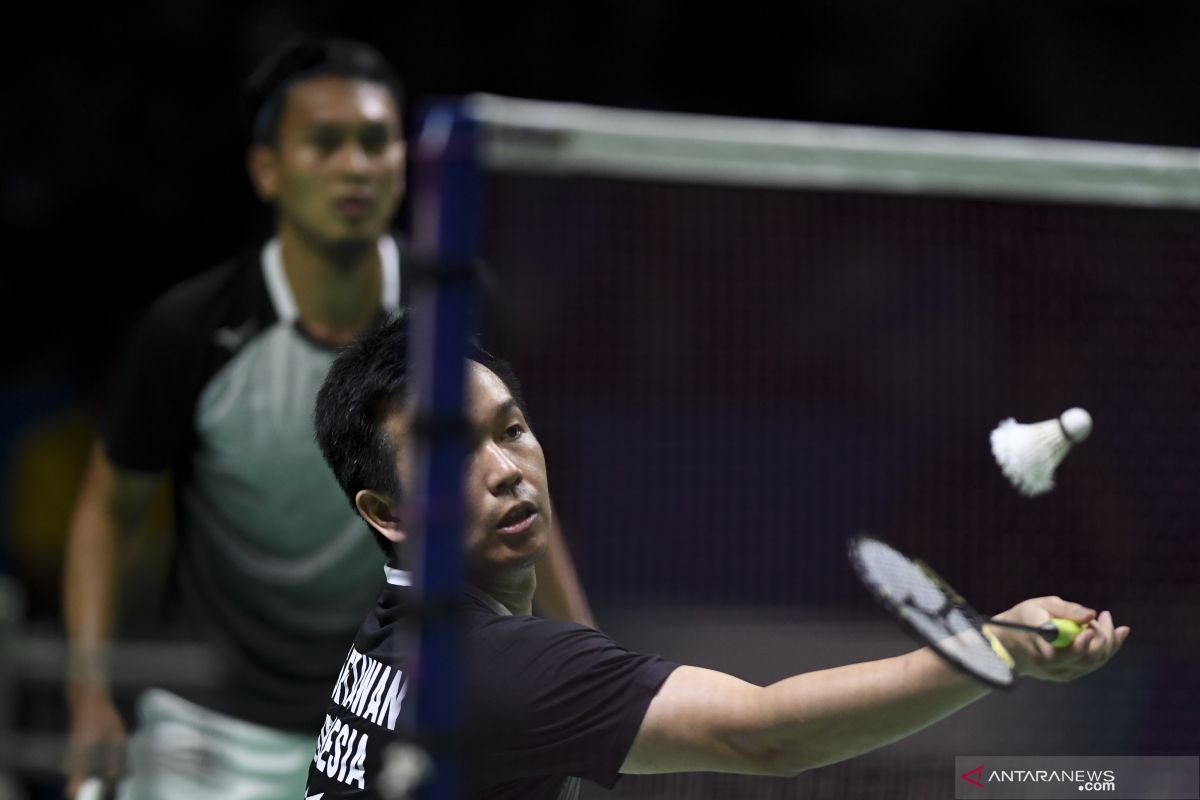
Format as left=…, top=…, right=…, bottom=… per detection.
left=2, top=2, right=1199, bottom=797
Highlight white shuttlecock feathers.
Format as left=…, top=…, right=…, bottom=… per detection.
left=990, top=407, right=1092, bottom=497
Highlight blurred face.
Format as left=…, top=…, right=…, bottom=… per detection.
left=387, top=362, right=550, bottom=576
left=254, top=75, right=405, bottom=249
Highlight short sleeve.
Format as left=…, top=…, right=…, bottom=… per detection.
left=100, top=290, right=200, bottom=473
left=464, top=617, right=678, bottom=790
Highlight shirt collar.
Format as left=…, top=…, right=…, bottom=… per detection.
left=383, top=565, right=412, bottom=586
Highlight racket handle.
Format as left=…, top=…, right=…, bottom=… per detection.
left=1041, top=618, right=1087, bottom=647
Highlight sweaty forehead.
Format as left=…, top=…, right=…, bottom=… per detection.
left=282, top=75, right=398, bottom=128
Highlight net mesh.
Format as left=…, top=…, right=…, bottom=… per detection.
left=449, top=97, right=1200, bottom=790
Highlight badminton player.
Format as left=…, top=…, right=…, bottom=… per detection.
left=61, top=36, right=592, bottom=799
left=306, top=316, right=1129, bottom=799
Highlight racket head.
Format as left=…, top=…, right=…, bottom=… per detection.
left=848, top=533, right=1016, bottom=689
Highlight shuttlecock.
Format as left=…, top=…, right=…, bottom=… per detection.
left=990, top=407, right=1092, bottom=497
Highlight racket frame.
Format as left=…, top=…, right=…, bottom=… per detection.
left=848, top=533, right=1017, bottom=690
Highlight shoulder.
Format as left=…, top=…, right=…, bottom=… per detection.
left=472, top=612, right=601, bottom=654
left=139, top=246, right=268, bottom=339
left=461, top=595, right=612, bottom=656
left=466, top=610, right=675, bottom=699
left=460, top=607, right=679, bottom=790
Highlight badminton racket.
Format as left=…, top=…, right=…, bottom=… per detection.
left=848, top=534, right=1086, bottom=689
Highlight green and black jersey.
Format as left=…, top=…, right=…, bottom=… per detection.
left=102, top=236, right=406, bottom=732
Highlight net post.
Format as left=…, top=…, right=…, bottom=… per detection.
left=409, top=100, right=482, bottom=800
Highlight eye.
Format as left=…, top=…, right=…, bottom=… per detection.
left=503, top=424, right=525, bottom=441
left=360, top=126, right=389, bottom=154
left=311, top=129, right=343, bottom=153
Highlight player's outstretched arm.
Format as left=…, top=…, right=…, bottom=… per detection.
left=622, top=596, right=1128, bottom=777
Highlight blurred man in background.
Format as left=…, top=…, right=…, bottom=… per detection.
left=61, top=35, right=592, bottom=799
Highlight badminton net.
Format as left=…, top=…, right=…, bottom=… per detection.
left=417, top=95, right=1200, bottom=797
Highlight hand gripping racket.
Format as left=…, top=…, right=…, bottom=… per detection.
left=848, top=534, right=1086, bottom=688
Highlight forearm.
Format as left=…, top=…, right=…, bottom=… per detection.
left=62, top=445, right=155, bottom=699
left=629, top=598, right=1125, bottom=777
left=749, top=648, right=987, bottom=773
left=533, top=515, right=595, bottom=627
left=63, top=495, right=124, bottom=697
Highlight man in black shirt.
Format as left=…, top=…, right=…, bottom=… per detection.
left=307, top=317, right=1129, bottom=799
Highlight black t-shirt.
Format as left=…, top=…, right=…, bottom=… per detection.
left=101, top=236, right=406, bottom=731
left=306, top=568, right=678, bottom=799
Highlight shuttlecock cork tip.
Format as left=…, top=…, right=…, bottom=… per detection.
left=1059, top=407, right=1092, bottom=444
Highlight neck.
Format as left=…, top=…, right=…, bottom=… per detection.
left=278, top=224, right=384, bottom=346
left=470, top=566, right=536, bottom=616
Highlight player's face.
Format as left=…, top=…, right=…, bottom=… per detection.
left=268, top=76, right=404, bottom=248
left=388, top=363, right=550, bottom=574
left=459, top=363, right=551, bottom=574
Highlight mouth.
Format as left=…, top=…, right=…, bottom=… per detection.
left=496, top=502, right=538, bottom=536
left=333, top=196, right=374, bottom=219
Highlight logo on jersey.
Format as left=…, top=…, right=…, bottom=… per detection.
left=213, top=320, right=258, bottom=352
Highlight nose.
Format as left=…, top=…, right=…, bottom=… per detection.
left=333, top=141, right=370, bottom=176
left=481, top=441, right=522, bottom=497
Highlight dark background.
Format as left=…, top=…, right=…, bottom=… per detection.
left=2, top=2, right=1199, bottom=795
left=5, top=1, right=1200, bottom=389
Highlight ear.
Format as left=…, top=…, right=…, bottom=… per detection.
left=247, top=144, right=280, bottom=201
left=355, top=489, right=407, bottom=544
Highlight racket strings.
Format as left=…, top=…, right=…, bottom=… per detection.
left=851, top=537, right=1015, bottom=687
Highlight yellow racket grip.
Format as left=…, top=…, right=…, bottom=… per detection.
left=1048, top=618, right=1088, bottom=648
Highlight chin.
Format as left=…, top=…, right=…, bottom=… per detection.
left=476, top=537, right=547, bottom=574
left=524, top=536, right=550, bottom=566
left=505, top=534, right=549, bottom=568
left=321, top=231, right=380, bottom=260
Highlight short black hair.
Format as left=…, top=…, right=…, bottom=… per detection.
left=242, top=34, right=405, bottom=146
left=314, top=315, right=527, bottom=556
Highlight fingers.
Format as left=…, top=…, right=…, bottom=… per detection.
left=1085, top=627, right=1107, bottom=659
left=1061, top=611, right=1105, bottom=661
left=1010, top=598, right=1128, bottom=682
left=1065, top=611, right=1128, bottom=679
left=64, top=740, right=124, bottom=798
left=1098, top=614, right=1131, bottom=659
left=1093, top=611, right=1116, bottom=661
left=1040, top=596, right=1097, bottom=624
left=1031, top=633, right=1056, bottom=664
left=64, top=692, right=127, bottom=795
left=1069, top=626, right=1095, bottom=656
left=64, top=751, right=99, bottom=800
left=105, top=739, right=126, bottom=785
left=1047, top=626, right=1093, bottom=671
